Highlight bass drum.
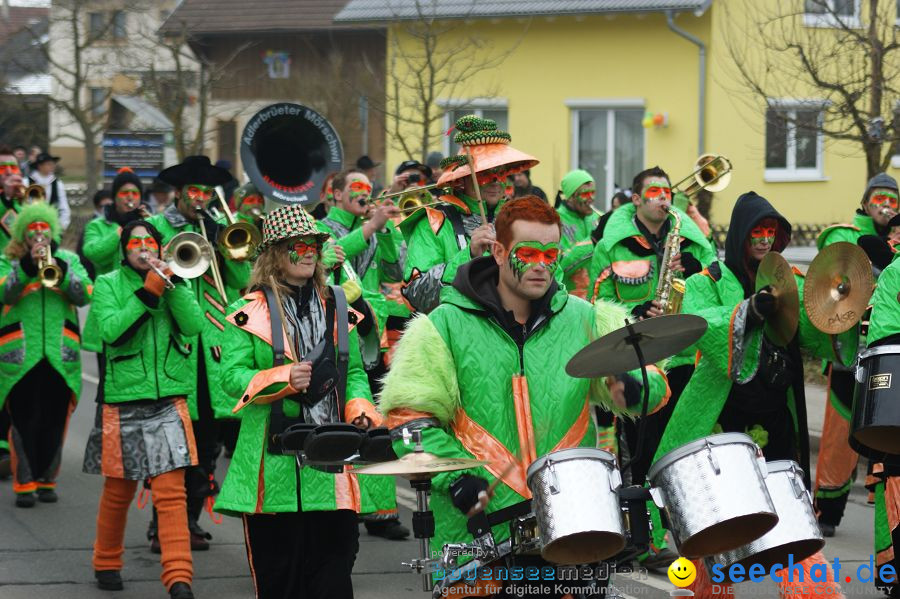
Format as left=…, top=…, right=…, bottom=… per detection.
left=852, top=345, right=900, bottom=456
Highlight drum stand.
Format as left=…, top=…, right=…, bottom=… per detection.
left=400, top=431, right=437, bottom=592
left=619, top=319, right=652, bottom=473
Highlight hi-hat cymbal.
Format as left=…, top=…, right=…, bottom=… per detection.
left=804, top=241, right=874, bottom=334
left=756, top=252, right=799, bottom=346
left=565, top=314, right=708, bottom=379
left=352, top=452, right=487, bottom=478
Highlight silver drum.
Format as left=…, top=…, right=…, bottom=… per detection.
left=648, top=433, right=778, bottom=558
left=708, top=461, right=823, bottom=571
left=526, top=448, right=625, bottom=564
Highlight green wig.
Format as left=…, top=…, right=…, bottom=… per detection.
left=11, top=202, right=61, bottom=243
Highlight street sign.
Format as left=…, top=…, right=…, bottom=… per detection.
left=102, top=131, right=165, bottom=181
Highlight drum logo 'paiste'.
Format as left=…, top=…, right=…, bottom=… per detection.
left=869, top=373, right=892, bottom=390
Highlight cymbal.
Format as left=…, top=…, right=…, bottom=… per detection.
left=352, top=452, right=487, bottom=478
left=565, top=314, right=708, bottom=379
left=804, top=241, right=874, bottom=334
left=756, top=252, right=799, bottom=346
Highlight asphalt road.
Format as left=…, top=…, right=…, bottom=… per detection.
left=0, top=350, right=885, bottom=599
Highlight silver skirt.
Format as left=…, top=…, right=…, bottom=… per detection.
left=83, top=398, right=197, bottom=480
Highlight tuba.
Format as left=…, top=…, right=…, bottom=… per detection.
left=241, top=103, right=343, bottom=208
left=36, top=246, right=63, bottom=288
left=654, top=207, right=685, bottom=314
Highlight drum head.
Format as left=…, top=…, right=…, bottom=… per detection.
left=853, top=426, right=900, bottom=455
left=679, top=512, right=778, bottom=559
left=725, top=538, right=824, bottom=572
left=541, top=531, right=626, bottom=565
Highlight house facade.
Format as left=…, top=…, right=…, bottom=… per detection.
left=336, top=0, right=895, bottom=226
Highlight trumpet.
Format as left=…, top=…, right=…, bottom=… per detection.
left=672, top=154, right=732, bottom=199
left=36, top=245, right=62, bottom=288
left=24, top=184, right=45, bottom=204
left=205, top=190, right=262, bottom=262
left=163, top=232, right=214, bottom=282
left=139, top=253, right=176, bottom=289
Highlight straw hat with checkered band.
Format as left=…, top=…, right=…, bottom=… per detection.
left=255, top=203, right=330, bottom=257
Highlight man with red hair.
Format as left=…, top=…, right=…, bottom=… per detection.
left=380, top=196, right=671, bottom=596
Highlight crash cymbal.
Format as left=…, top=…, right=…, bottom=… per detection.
left=352, top=452, right=487, bottom=478
left=565, top=314, right=708, bottom=379
left=804, top=241, right=874, bottom=334
left=756, top=252, right=799, bottom=346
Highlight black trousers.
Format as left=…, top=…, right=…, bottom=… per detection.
left=186, top=350, right=220, bottom=523
left=7, top=359, right=72, bottom=490
left=242, top=509, right=360, bottom=599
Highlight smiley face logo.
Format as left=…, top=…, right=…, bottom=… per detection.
left=668, top=557, right=696, bottom=587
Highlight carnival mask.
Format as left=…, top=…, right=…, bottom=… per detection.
left=508, top=240, right=560, bottom=279
left=289, top=237, right=320, bottom=264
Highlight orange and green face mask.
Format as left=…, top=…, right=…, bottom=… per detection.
left=348, top=180, right=373, bottom=206
left=126, top=235, right=159, bottom=255
left=869, top=191, right=899, bottom=211
left=288, top=237, right=319, bottom=264
left=749, top=225, right=777, bottom=247
left=0, top=161, right=21, bottom=176
left=641, top=185, right=672, bottom=204
left=182, top=183, right=215, bottom=207
left=574, top=183, right=596, bottom=204
left=25, top=221, right=50, bottom=240
left=508, top=240, right=560, bottom=279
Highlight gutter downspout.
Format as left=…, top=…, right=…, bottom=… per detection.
left=666, top=10, right=705, bottom=156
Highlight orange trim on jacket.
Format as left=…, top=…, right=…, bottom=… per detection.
left=385, top=407, right=437, bottom=430
left=345, top=397, right=382, bottom=427
left=512, top=375, right=537, bottom=467
left=232, top=364, right=298, bottom=413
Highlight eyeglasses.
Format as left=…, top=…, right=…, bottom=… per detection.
left=126, top=236, right=160, bottom=252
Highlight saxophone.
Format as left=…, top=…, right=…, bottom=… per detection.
left=654, top=206, right=685, bottom=314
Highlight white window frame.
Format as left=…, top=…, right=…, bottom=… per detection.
left=566, top=99, right=646, bottom=207
left=764, top=99, right=828, bottom=183
left=803, top=0, right=860, bottom=28
left=438, top=98, right=508, bottom=156
left=896, top=0, right=900, bottom=27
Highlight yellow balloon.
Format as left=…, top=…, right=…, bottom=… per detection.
left=667, top=557, right=697, bottom=587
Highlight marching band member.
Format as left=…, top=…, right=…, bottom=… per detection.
left=814, top=173, right=899, bottom=538
left=27, top=152, right=70, bottom=230
left=555, top=169, right=599, bottom=299
left=657, top=192, right=853, bottom=599
left=400, top=115, right=537, bottom=314
left=587, top=166, right=715, bottom=565
left=216, top=204, right=377, bottom=599
left=316, top=169, right=410, bottom=541
left=231, top=182, right=264, bottom=230
left=83, top=220, right=201, bottom=599
left=83, top=168, right=147, bottom=278
left=0, top=202, right=91, bottom=506
left=860, top=251, right=900, bottom=597
left=380, top=196, right=670, bottom=597
left=148, top=156, right=251, bottom=550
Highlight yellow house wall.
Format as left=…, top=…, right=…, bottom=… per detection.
left=386, top=2, right=895, bottom=225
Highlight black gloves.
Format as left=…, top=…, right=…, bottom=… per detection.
left=350, top=296, right=375, bottom=337
left=618, top=373, right=642, bottom=408
left=631, top=300, right=655, bottom=320
left=449, top=474, right=489, bottom=515
left=748, top=287, right=777, bottom=326
left=680, top=252, right=702, bottom=277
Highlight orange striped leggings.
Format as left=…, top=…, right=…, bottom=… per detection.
left=92, top=469, right=192, bottom=591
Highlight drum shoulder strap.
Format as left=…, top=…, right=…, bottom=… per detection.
left=330, top=285, right=349, bottom=421
left=436, top=204, right=467, bottom=250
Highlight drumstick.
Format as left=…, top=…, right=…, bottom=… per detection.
left=488, top=461, right=517, bottom=496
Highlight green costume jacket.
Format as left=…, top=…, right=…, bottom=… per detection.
left=379, top=260, right=670, bottom=561
left=400, top=194, right=502, bottom=313
left=652, top=260, right=857, bottom=464
left=868, top=252, right=900, bottom=344
left=82, top=212, right=123, bottom=278
left=0, top=195, right=21, bottom=252
left=214, top=289, right=379, bottom=515
left=816, top=212, right=878, bottom=249
left=0, top=248, right=91, bottom=406
left=91, top=266, right=204, bottom=403
left=148, top=206, right=251, bottom=419
left=557, top=203, right=599, bottom=299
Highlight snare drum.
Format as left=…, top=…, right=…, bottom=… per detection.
left=708, top=461, right=823, bottom=571
left=852, top=345, right=900, bottom=455
left=648, top=433, right=778, bottom=558
left=526, top=448, right=626, bottom=564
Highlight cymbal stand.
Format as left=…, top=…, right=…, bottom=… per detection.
left=400, top=430, right=436, bottom=592
left=618, top=319, right=651, bottom=474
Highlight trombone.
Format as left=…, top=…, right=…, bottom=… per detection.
left=23, top=184, right=45, bottom=204
left=203, top=191, right=262, bottom=262
left=36, top=246, right=62, bottom=288
left=139, top=254, right=176, bottom=290
left=672, top=154, right=732, bottom=199
left=377, top=184, right=446, bottom=216
left=163, top=232, right=214, bottom=284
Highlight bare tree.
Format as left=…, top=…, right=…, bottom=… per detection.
left=371, top=1, right=523, bottom=163
left=721, top=0, right=900, bottom=180
left=140, top=26, right=249, bottom=160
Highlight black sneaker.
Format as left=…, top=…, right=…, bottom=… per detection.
left=95, top=570, right=123, bottom=591
left=15, top=492, right=35, bottom=508
left=820, top=522, right=836, bottom=537
left=0, top=449, right=10, bottom=480
left=189, top=521, right=212, bottom=551
left=37, top=488, right=57, bottom=503
left=169, top=582, right=194, bottom=599
left=365, top=519, right=411, bottom=540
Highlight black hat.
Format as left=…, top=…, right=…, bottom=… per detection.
left=30, top=152, right=60, bottom=169
left=395, top=159, right=433, bottom=179
left=111, top=167, right=143, bottom=199
left=356, top=155, right=380, bottom=170
left=157, top=155, right=232, bottom=188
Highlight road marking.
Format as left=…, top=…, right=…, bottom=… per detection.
left=83, top=373, right=99, bottom=384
